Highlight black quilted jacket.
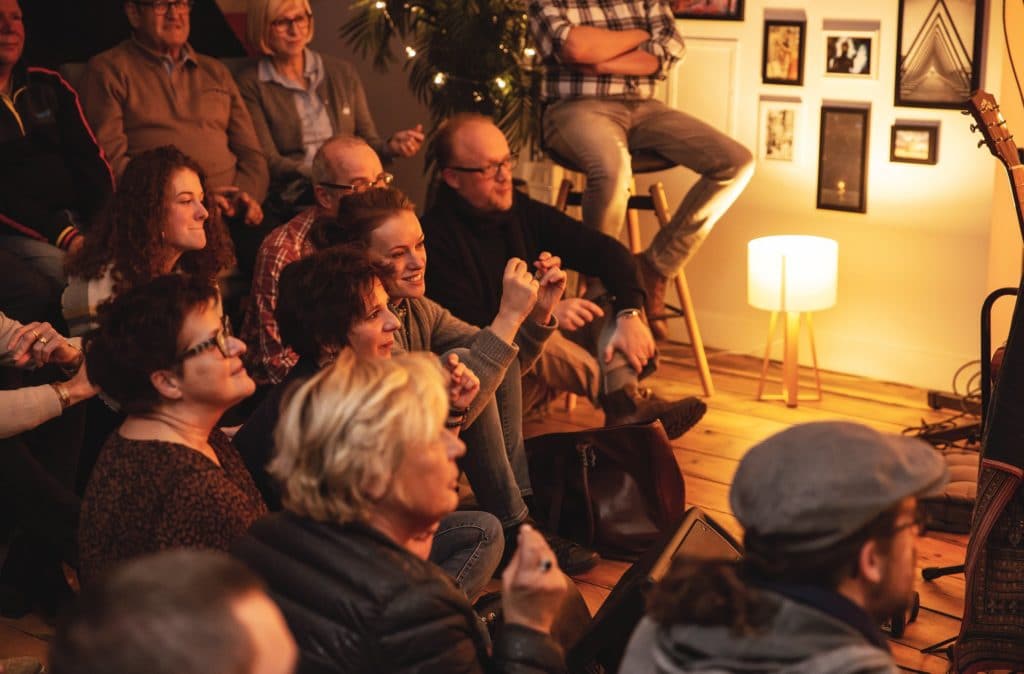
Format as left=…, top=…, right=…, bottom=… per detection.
left=233, top=512, right=565, bottom=673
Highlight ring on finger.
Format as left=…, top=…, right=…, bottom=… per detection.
left=37, top=336, right=48, bottom=346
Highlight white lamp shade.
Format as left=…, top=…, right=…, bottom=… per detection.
left=748, top=235, right=838, bottom=312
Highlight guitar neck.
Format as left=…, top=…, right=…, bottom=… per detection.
left=1010, top=165, right=1024, bottom=240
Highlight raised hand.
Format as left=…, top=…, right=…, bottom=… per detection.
left=489, top=257, right=539, bottom=343
left=388, top=124, right=425, bottom=157
left=530, top=252, right=567, bottom=326
left=501, top=523, right=568, bottom=635
left=7, top=321, right=81, bottom=369
left=442, top=352, right=480, bottom=412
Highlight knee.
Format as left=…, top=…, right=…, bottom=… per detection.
left=712, top=142, right=755, bottom=182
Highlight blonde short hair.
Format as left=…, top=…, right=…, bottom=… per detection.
left=269, top=349, right=448, bottom=523
left=246, top=0, right=314, bottom=57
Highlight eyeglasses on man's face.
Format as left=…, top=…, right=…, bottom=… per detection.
left=176, top=314, right=233, bottom=363
left=447, top=154, right=518, bottom=180
left=889, top=504, right=930, bottom=538
left=270, top=12, right=312, bottom=34
left=319, top=172, right=395, bottom=194
left=133, top=0, right=194, bottom=16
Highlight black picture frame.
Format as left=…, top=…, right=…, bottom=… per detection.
left=890, top=123, right=939, bottom=164
left=762, top=19, right=806, bottom=86
left=895, top=0, right=985, bottom=108
left=817, top=104, right=870, bottom=213
left=673, top=0, right=744, bottom=20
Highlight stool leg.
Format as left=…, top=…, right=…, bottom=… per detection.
left=626, top=180, right=643, bottom=254
left=651, top=182, right=714, bottom=396
left=556, top=177, right=579, bottom=412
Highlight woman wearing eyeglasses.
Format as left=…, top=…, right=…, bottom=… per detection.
left=238, top=0, right=424, bottom=216
left=77, top=274, right=266, bottom=586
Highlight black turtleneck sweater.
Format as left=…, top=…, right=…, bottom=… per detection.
left=422, top=184, right=645, bottom=329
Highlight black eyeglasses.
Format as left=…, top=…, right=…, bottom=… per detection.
left=446, top=154, right=518, bottom=179
left=176, top=314, right=233, bottom=363
left=133, top=0, right=194, bottom=15
left=319, top=172, right=394, bottom=194
left=270, top=12, right=312, bottom=34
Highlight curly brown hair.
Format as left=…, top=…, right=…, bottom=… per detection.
left=309, top=187, right=415, bottom=252
left=65, top=146, right=235, bottom=295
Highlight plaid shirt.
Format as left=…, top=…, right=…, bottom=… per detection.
left=240, top=207, right=317, bottom=385
left=528, top=0, right=685, bottom=100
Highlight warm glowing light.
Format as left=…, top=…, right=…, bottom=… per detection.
left=405, top=45, right=417, bottom=58
left=472, top=91, right=484, bottom=102
left=433, top=72, right=447, bottom=86
left=747, top=236, right=838, bottom=312
left=523, top=47, right=537, bottom=58
left=374, top=1, right=386, bottom=8
left=494, top=76, right=508, bottom=91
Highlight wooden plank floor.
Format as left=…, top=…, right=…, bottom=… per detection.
left=0, top=344, right=974, bottom=672
left=523, top=343, right=973, bottom=674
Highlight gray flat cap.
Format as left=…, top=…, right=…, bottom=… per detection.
left=730, top=421, right=949, bottom=552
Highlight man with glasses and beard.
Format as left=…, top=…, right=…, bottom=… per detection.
left=621, top=421, right=948, bottom=674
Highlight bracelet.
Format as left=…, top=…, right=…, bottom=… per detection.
left=616, top=308, right=642, bottom=320
left=446, top=406, right=468, bottom=429
left=50, top=382, right=71, bottom=411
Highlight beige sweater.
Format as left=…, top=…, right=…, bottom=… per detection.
left=80, top=39, right=269, bottom=201
left=0, top=312, right=62, bottom=439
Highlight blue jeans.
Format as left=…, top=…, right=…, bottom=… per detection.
left=0, top=234, right=67, bottom=295
left=543, top=97, right=754, bottom=276
left=457, top=357, right=531, bottom=529
left=429, top=510, right=503, bottom=600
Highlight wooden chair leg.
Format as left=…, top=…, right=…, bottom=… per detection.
left=650, top=181, right=714, bottom=396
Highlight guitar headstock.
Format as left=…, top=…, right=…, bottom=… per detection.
left=968, top=90, right=1020, bottom=170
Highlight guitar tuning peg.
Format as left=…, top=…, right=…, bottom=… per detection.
left=961, top=109, right=971, bottom=115
left=978, top=139, right=988, bottom=148
left=971, top=124, right=979, bottom=132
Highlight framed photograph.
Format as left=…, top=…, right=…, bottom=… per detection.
left=824, top=30, right=878, bottom=78
left=817, top=104, right=870, bottom=213
left=758, top=96, right=802, bottom=162
left=890, top=122, right=939, bottom=164
left=895, top=0, right=984, bottom=108
left=763, top=20, right=805, bottom=86
left=673, top=0, right=744, bottom=20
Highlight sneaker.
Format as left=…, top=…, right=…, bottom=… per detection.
left=541, top=530, right=600, bottom=575
left=600, top=385, right=707, bottom=439
left=635, top=253, right=669, bottom=340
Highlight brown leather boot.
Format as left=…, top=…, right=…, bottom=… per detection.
left=635, top=253, right=669, bottom=340
left=599, top=385, right=707, bottom=440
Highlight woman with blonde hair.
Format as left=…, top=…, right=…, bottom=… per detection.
left=233, top=350, right=568, bottom=673
left=238, top=0, right=423, bottom=214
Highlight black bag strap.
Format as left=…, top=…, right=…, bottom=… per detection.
left=576, top=441, right=596, bottom=546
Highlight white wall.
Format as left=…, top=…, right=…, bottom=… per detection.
left=640, top=0, right=1008, bottom=391
left=307, top=0, right=1015, bottom=391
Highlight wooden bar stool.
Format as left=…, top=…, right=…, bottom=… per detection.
left=552, top=152, right=714, bottom=398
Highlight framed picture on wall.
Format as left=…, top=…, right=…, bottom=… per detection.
left=758, top=96, right=802, bottom=162
left=890, top=122, right=939, bottom=164
left=824, top=29, right=877, bottom=78
left=762, top=19, right=805, bottom=86
left=895, top=0, right=984, bottom=108
left=817, top=103, right=870, bottom=213
left=673, top=0, right=744, bottom=20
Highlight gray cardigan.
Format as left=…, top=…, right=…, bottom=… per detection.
left=235, top=52, right=391, bottom=189
left=393, top=296, right=555, bottom=428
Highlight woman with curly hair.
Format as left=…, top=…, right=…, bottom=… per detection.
left=62, top=146, right=235, bottom=338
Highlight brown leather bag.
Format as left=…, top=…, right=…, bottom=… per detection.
left=526, top=421, right=686, bottom=560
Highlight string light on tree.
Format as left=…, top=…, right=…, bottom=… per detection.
left=433, top=72, right=447, bottom=87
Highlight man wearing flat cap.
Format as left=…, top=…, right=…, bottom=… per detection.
left=620, top=420, right=949, bottom=674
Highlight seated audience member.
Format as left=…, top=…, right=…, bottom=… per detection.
left=314, top=187, right=601, bottom=574
left=528, top=0, right=753, bottom=338
left=234, top=351, right=567, bottom=672
left=423, top=114, right=706, bottom=438
left=80, top=0, right=270, bottom=273
left=239, top=0, right=423, bottom=217
left=77, top=274, right=266, bottom=586
left=63, top=145, right=234, bottom=338
left=621, top=421, right=949, bottom=673
left=0, top=0, right=112, bottom=297
left=240, top=135, right=391, bottom=386
left=235, top=246, right=503, bottom=600
left=0, top=313, right=94, bottom=617
left=50, top=549, right=297, bottom=674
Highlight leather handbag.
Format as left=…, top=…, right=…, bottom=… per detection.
left=526, top=420, right=686, bottom=561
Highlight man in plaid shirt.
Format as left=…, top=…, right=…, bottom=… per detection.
left=240, top=135, right=392, bottom=386
left=529, top=0, right=754, bottom=338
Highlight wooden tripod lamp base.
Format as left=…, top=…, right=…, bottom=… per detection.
left=748, top=236, right=837, bottom=408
